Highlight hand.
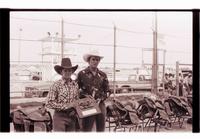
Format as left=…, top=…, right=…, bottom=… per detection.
left=96, top=99, right=101, bottom=104
left=84, top=94, right=94, bottom=100
left=61, top=102, right=75, bottom=110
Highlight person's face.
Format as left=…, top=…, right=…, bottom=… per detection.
left=61, top=68, right=73, bottom=80
left=88, top=56, right=100, bottom=68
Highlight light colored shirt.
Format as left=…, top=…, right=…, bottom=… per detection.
left=45, top=78, right=79, bottom=111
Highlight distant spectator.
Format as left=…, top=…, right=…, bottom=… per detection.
left=179, top=73, right=184, bottom=96
left=163, top=73, right=169, bottom=90
left=188, top=73, right=192, bottom=94
left=167, top=73, right=176, bottom=95
left=183, top=74, right=190, bottom=96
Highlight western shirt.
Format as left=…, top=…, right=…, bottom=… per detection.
left=45, top=78, right=79, bottom=111
left=77, top=67, right=110, bottom=100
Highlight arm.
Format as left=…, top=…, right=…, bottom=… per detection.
left=102, top=74, right=110, bottom=100
left=77, top=71, right=88, bottom=98
left=77, top=71, right=83, bottom=98
left=45, top=83, right=73, bottom=111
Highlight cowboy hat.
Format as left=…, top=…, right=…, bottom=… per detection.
left=54, top=58, right=78, bottom=75
left=83, top=50, right=103, bottom=62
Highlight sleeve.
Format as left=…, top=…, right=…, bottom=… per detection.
left=45, top=83, right=64, bottom=110
left=102, top=73, right=110, bottom=100
left=77, top=71, right=82, bottom=89
left=77, top=71, right=88, bottom=98
left=77, top=71, right=83, bottom=98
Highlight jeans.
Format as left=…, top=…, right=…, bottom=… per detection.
left=81, top=102, right=106, bottom=132
left=53, top=109, right=76, bottom=132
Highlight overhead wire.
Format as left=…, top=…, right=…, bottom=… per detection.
left=10, top=38, right=191, bottom=54
left=10, top=16, right=192, bottom=55
left=11, top=16, right=192, bottom=39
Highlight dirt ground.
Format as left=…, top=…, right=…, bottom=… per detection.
left=10, top=94, right=192, bottom=132
left=10, top=110, right=192, bottom=132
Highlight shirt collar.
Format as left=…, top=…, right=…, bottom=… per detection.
left=85, top=66, right=99, bottom=74
left=61, top=78, right=72, bottom=85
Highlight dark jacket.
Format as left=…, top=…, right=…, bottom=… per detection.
left=77, top=67, right=110, bottom=101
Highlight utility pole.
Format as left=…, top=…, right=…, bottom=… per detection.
left=61, top=18, right=64, bottom=59
left=113, top=25, right=116, bottom=98
left=152, top=12, right=158, bottom=94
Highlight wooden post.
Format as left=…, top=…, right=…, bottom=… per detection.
left=176, top=61, right=179, bottom=96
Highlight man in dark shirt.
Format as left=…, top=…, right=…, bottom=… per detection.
left=77, top=50, right=110, bottom=132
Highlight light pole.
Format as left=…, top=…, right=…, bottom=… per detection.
left=152, top=12, right=158, bottom=94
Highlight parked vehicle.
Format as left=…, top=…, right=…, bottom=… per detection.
left=109, top=73, right=152, bottom=94
left=24, top=82, right=52, bottom=98
left=24, top=74, right=78, bottom=98
left=24, top=74, right=61, bottom=98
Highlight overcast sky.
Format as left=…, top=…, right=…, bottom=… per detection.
left=10, top=11, right=192, bottom=69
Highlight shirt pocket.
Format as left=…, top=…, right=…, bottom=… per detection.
left=58, top=88, right=69, bottom=103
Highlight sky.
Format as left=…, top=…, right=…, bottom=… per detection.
left=10, top=11, right=192, bottom=69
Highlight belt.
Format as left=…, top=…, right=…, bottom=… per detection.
left=55, top=108, right=74, bottom=114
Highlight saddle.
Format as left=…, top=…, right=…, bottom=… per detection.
left=11, top=104, right=52, bottom=132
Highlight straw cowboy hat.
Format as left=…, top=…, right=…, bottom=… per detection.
left=54, top=58, right=78, bottom=75
left=83, top=50, right=104, bottom=62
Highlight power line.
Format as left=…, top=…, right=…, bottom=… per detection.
left=11, top=16, right=60, bottom=23
left=11, top=38, right=41, bottom=42
left=9, top=38, right=158, bottom=50
left=117, top=27, right=152, bottom=35
left=63, top=21, right=112, bottom=30
left=11, top=16, right=191, bottom=39
left=158, top=33, right=192, bottom=39
left=9, top=17, right=168, bottom=34
left=11, top=16, right=112, bottom=30
left=11, top=60, right=189, bottom=66
left=10, top=38, right=145, bottom=50
left=65, top=41, right=150, bottom=49
left=10, top=38, right=147, bottom=48
left=10, top=60, right=141, bottom=65
left=116, top=27, right=191, bottom=39
left=166, top=50, right=192, bottom=54
left=10, top=38, right=192, bottom=54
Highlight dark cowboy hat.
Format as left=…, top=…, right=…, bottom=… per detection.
left=54, top=58, right=78, bottom=75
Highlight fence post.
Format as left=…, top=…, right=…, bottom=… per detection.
left=176, top=61, right=179, bottom=96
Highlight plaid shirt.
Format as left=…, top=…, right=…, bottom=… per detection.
left=45, top=78, right=79, bottom=111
